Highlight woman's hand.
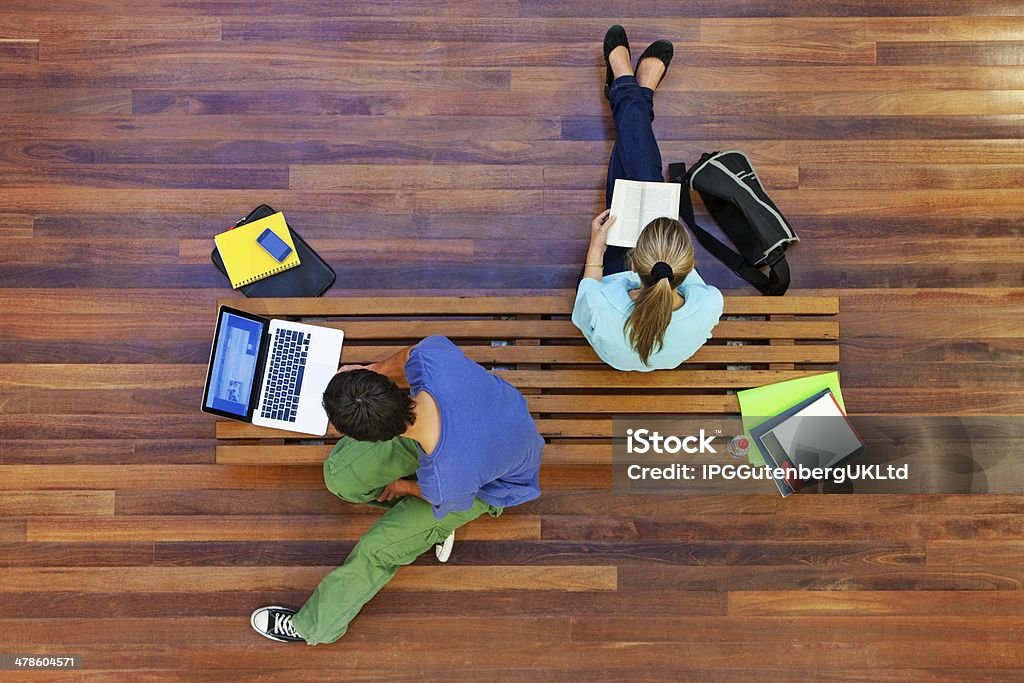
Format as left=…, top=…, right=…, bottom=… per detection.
left=589, top=209, right=617, bottom=250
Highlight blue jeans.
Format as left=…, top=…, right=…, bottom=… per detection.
left=600, top=75, right=664, bottom=277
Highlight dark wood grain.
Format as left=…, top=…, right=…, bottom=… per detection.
left=0, top=2, right=1021, bottom=678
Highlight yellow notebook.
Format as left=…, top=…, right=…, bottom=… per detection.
left=214, top=212, right=301, bottom=289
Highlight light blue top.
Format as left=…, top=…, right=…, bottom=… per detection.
left=572, top=269, right=724, bottom=372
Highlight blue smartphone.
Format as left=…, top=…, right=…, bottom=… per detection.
left=256, top=228, right=293, bottom=262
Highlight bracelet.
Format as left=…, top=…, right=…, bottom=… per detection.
left=584, top=263, right=604, bottom=268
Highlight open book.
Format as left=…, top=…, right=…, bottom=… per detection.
left=607, top=179, right=681, bottom=248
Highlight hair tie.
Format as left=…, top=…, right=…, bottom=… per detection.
left=650, top=261, right=674, bottom=283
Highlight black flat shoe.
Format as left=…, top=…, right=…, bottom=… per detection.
left=636, top=40, right=673, bottom=91
left=603, top=24, right=630, bottom=100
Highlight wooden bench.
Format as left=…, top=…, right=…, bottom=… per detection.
left=214, top=293, right=840, bottom=487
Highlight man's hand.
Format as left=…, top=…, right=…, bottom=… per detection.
left=377, top=479, right=414, bottom=502
left=337, top=364, right=365, bottom=373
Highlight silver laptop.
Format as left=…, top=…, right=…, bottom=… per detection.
left=201, top=305, right=344, bottom=436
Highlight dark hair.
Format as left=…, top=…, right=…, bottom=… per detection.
left=322, top=369, right=415, bottom=442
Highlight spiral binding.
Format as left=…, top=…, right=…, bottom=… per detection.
left=237, top=260, right=298, bottom=287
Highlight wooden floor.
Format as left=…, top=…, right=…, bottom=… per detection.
left=2, top=2, right=1023, bottom=680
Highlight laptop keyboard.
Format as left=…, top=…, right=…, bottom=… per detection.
left=259, top=329, right=311, bottom=423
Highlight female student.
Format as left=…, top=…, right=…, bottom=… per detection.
left=572, top=25, right=724, bottom=372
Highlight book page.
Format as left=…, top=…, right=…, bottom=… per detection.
left=638, top=182, right=681, bottom=229
left=607, top=180, right=681, bottom=248
left=607, top=179, right=643, bottom=247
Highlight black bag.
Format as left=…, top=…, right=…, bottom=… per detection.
left=669, top=151, right=798, bottom=296
left=211, top=204, right=336, bottom=298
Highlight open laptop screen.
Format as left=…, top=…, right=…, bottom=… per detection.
left=204, top=310, right=265, bottom=417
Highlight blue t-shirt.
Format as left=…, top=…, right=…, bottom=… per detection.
left=572, top=269, right=724, bottom=372
left=405, top=336, right=544, bottom=519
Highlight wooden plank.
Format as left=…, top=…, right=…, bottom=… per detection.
left=0, top=188, right=541, bottom=214
left=844, top=387, right=1024, bottom=414
left=802, top=164, right=1024, bottom=190
left=0, top=39, right=37, bottom=62
left=0, top=491, right=114, bottom=516
left=878, top=41, right=1024, bottom=66
left=699, top=17, right=1024, bottom=45
left=729, top=591, right=1024, bottom=617
left=658, top=89, right=1024, bottom=116
left=620, top=564, right=1024, bottom=592
left=572, top=615, right=1024, bottom=644
left=0, top=14, right=222, bottom=39
left=16, top=1, right=520, bottom=18
left=336, top=343, right=839, bottom=366
left=926, top=540, right=1024, bottom=566
left=0, top=163, right=290, bottom=189
left=0, top=364, right=204, bottom=389
left=129, top=88, right=598, bottom=117
left=0, top=87, right=131, bottom=113
left=0, top=566, right=617, bottom=592
left=0, top=414, right=216, bottom=440
left=2, top=615, right=570, bottom=646
left=219, top=17, right=700, bottom=42
left=0, top=288, right=221, bottom=314
left=291, top=164, right=545, bottom=190
left=0, top=465, right=327, bottom=490
left=543, top=514, right=1024, bottom=542
left=0, top=114, right=561, bottom=142
left=0, top=62, right=511, bottom=90
left=491, top=369, right=822, bottom=389
left=0, top=521, right=26, bottom=541
left=229, top=319, right=839, bottom=341
left=0, top=542, right=152, bottom=567
left=224, top=294, right=839, bottom=316
left=0, top=238, right=181, bottom=264
left=41, top=38, right=590, bottom=65
left=0, top=213, right=32, bottom=237
left=0, top=438, right=213, bottom=465
left=26, top=515, right=541, bottom=542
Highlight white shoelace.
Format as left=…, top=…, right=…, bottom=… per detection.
left=272, top=612, right=299, bottom=638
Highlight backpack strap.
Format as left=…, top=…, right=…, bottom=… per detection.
left=668, top=163, right=790, bottom=296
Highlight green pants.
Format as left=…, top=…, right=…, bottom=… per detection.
left=291, top=436, right=501, bottom=645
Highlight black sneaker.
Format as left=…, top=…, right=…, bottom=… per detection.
left=250, top=606, right=305, bottom=643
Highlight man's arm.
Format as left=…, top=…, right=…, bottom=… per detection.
left=359, top=345, right=413, bottom=383
left=376, top=478, right=423, bottom=503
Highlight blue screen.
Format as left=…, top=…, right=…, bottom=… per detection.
left=205, top=312, right=264, bottom=416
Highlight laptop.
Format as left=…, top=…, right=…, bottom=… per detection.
left=201, top=305, right=345, bottom=436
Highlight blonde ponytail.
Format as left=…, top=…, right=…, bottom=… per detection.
left=625, top=217, right=695, bottom=365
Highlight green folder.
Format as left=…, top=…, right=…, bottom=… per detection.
left=736, top=372, right=846, bottom=467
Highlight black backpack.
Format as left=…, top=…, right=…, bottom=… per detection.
left=669, top=150, right=798, bottom=296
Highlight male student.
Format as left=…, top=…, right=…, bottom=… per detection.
left=250, top=335, right=544, bottom=644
